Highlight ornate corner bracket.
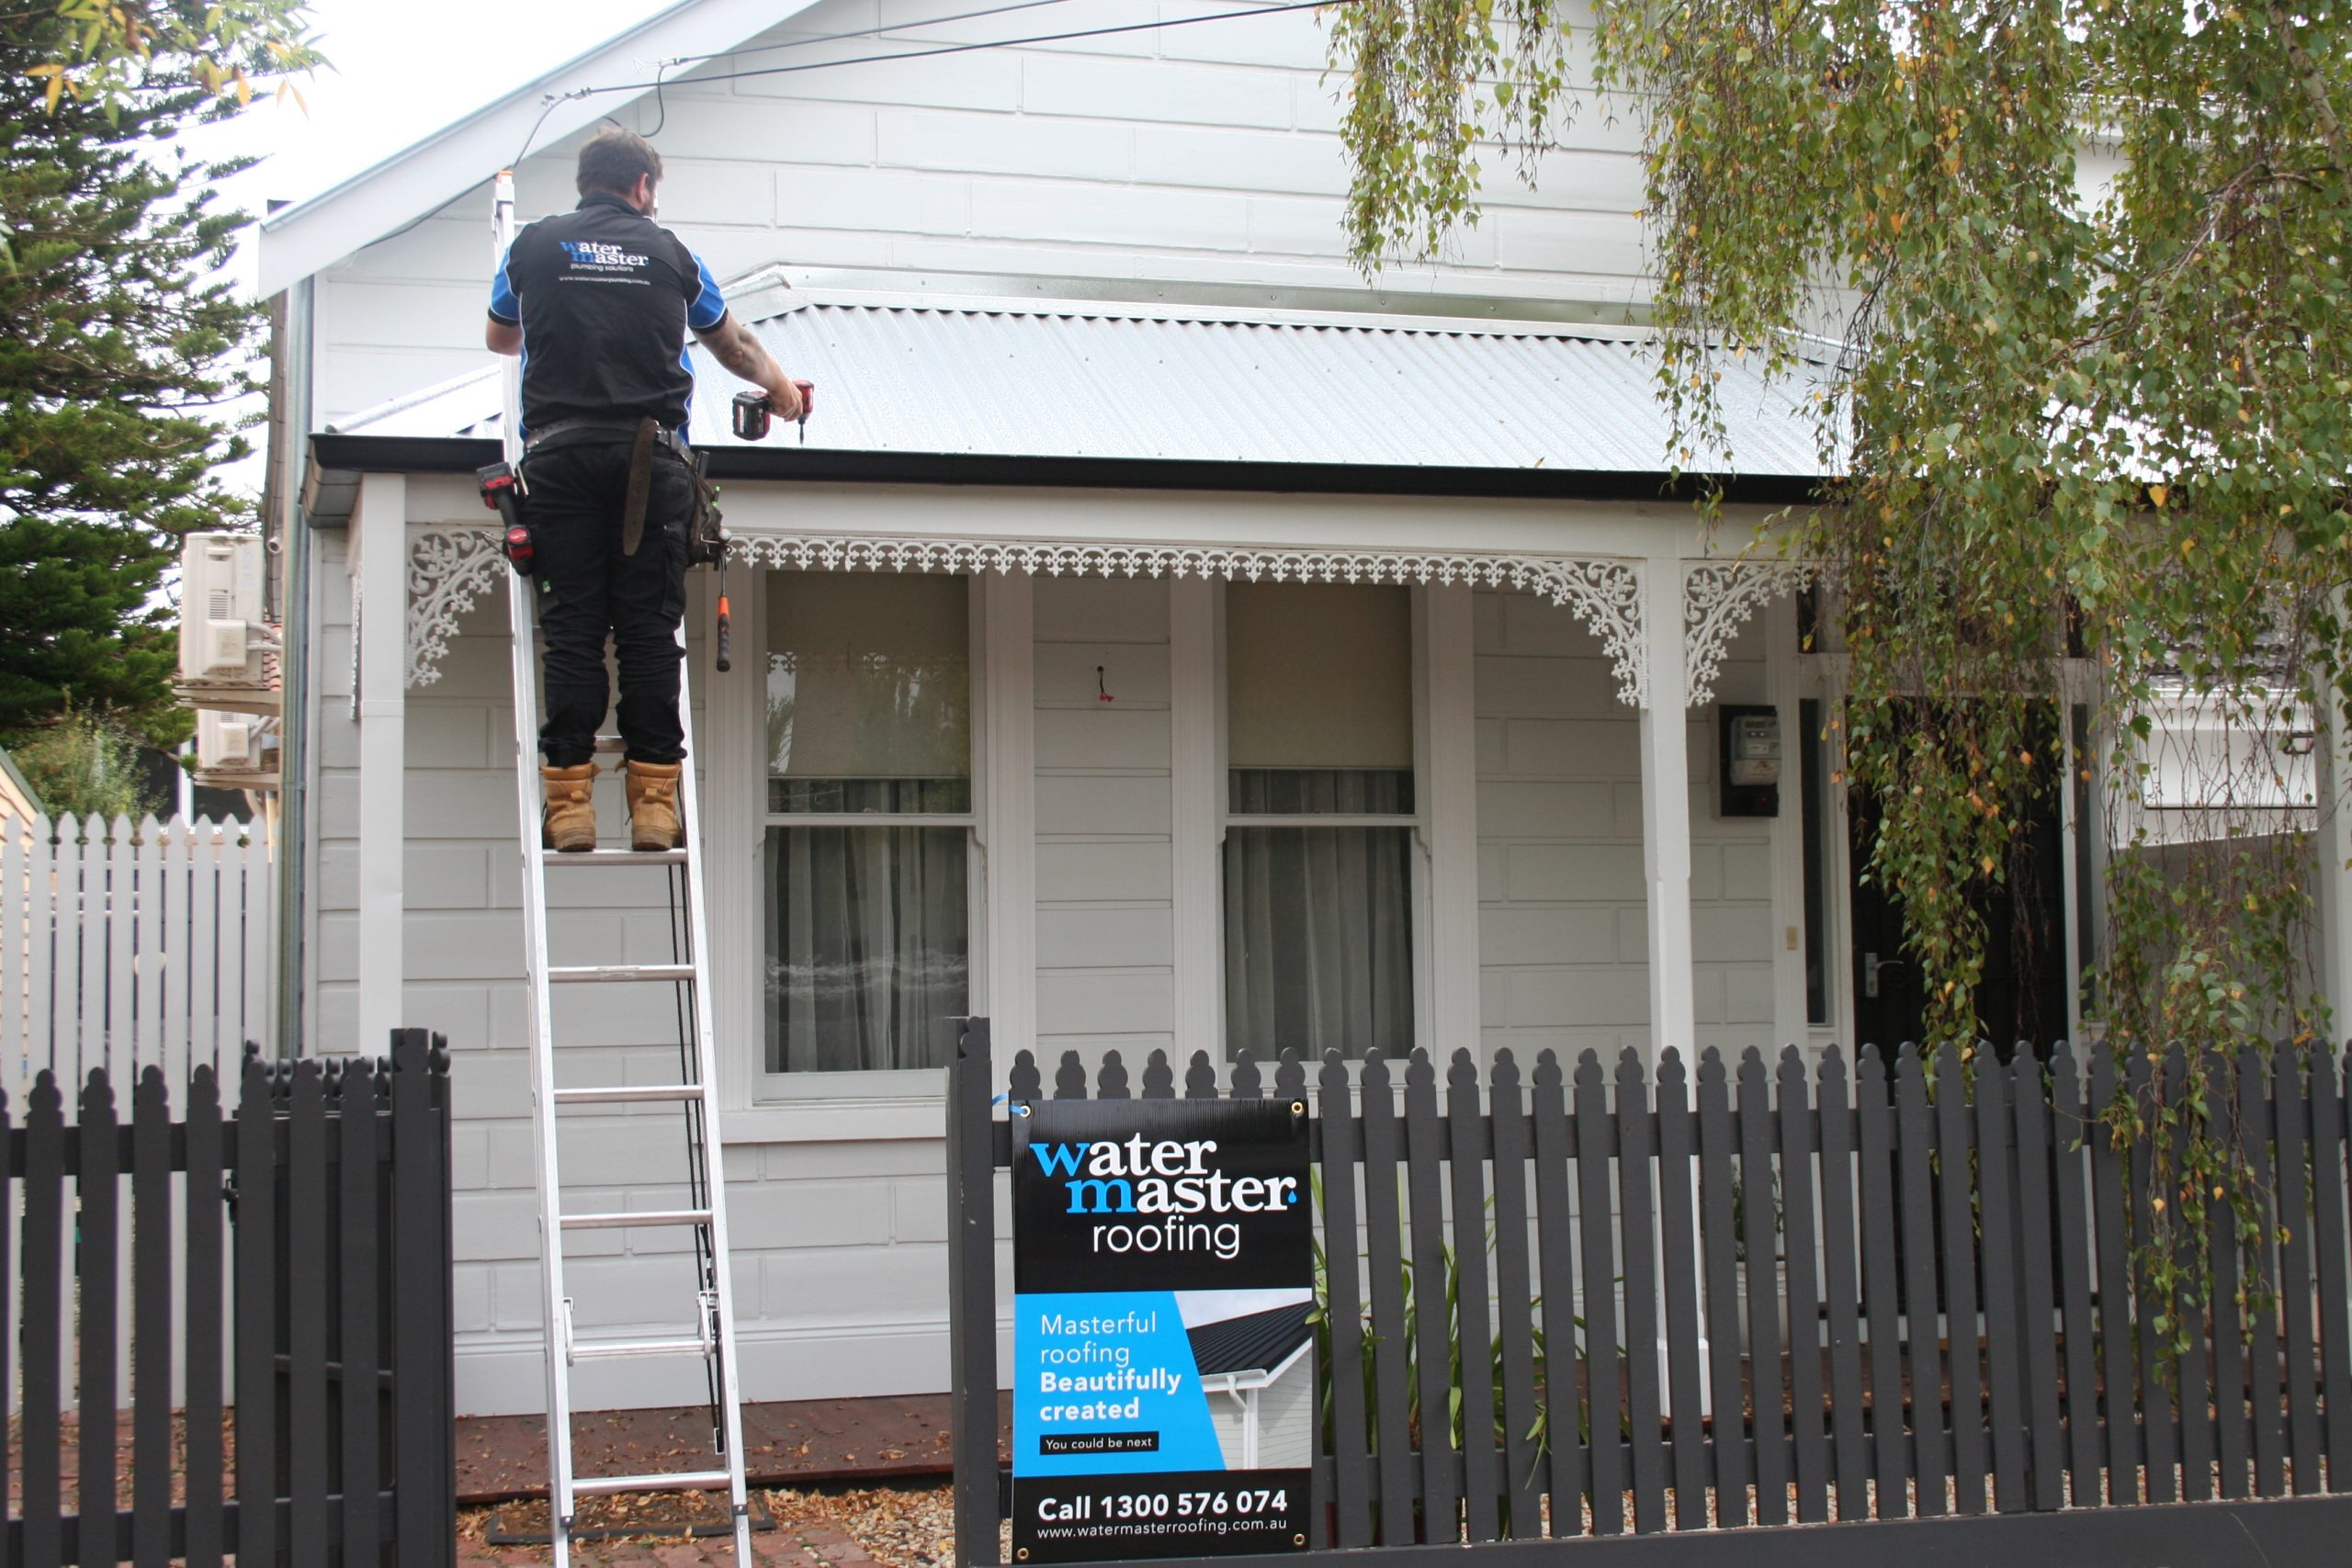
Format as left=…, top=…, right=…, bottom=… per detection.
left=733, top=536, right=1650, bottom=707
left=1682, top=558, right=1815, bottom=708
left=406, top=528, right=503, bottom=688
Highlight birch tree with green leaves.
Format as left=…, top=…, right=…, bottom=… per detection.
left=1330, top=0, right=2352, bottom=1337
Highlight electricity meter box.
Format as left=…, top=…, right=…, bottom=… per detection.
left=1718, top=705, right=1781, bottom=818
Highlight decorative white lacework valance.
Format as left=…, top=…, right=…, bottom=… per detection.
left=404, top=528, right=1815, bottom=710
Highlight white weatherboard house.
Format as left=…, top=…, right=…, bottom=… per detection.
left=254, top=0, right=2352, bottom=1417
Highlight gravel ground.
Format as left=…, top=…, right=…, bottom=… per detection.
left=760, top=1482, right=963, bottom=1568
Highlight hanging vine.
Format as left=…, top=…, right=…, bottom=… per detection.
left=1328, top=0, right=2352, bottom=1345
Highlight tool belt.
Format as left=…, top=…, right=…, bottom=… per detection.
left=508, top=418, right=726, bottom=567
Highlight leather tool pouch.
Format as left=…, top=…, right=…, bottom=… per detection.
left=619, top=416, right=657, bottom=557
left=685, top=449, right=728, bottom=567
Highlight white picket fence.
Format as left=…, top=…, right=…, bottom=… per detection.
left=2, top=814, right=275, bottom=1107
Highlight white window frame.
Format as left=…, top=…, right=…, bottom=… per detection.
left=709, top=569, right=994, bottom=1136
left=1208, top=580, right=1444, bottom=1065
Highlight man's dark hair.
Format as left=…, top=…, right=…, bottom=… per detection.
left=576, top=128, right=663, bottom=198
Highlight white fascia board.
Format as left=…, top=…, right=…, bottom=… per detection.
left=256, top=0, right=822, bottom=298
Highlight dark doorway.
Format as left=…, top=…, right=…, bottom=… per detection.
left=1847, top=748, right=2071, bottom=1058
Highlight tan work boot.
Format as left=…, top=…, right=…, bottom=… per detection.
left=540, top=762, right=599, bottom=852
left=624, top=760, right=684, bottom=852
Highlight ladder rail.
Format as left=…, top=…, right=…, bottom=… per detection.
left=673, top=632, right=756, bottom=1539
left=493, top=168, right=587, bottom=1556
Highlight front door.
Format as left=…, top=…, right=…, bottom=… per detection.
left=1847, top=767, right=2071, bottom=1058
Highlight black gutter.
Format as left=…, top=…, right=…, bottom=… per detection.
left=303, top=433, right=1826, bottom=520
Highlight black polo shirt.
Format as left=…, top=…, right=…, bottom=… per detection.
left=487, top=191, right=728, bottom=441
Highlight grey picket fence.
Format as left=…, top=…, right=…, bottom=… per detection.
left=945, top=1022, right=2352, bottom=1565
left=3, top=1031, right=455, bottom=1567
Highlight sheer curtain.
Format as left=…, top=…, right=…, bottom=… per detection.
left=1223, top=769, right=1414, bottom=1060
left=764, top=821, right=967, bottom=1073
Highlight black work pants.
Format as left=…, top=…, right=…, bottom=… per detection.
left=521, top=438, right=694, bottom=767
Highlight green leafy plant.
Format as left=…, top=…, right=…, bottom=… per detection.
left=11, top=701, right=163, bottom=820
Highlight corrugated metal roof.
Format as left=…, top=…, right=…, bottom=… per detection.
left=335, top=296, right=1830, bottom=479
left=1187, top=1301, right=1313, bottom=1380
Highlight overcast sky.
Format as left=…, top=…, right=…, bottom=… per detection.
left=197, top=0, right=661, bottom=288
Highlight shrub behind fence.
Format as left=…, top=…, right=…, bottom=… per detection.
left=3, top=1031, right=454, bottom=1568
left=947, top=1030, right=2352, bottom=1557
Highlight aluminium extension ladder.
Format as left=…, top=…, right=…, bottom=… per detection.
left=493, top=170, right=755, bottom=1565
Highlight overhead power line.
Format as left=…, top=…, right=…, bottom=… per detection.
left=514, top=0, right=1353, bottom=163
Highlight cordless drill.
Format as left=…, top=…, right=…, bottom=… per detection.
left=731, top=380, right=815, bottom=443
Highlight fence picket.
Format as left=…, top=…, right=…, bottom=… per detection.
left=1736, top=1049, right=1788, bottom=1527
left=1447, top=1051, right=1501, bottom=1541
left=1615, top=1049, right=1667, bottom=1535
left=1530, top=1052, right=1586, bottom=1538
left=1652, top=1050, right=1709, bottom=1530
left=2274, top=1041, right=2322, bottom=1492
left=185, top=1065, right=228, bottom=1568
left=2238, top=1045, right=2285, bottom=1500
left=2160, top=1049, right=2214, bottom=1506
left=1357, top=1051, right=1416, bottom=1544
left=188, top=825, right=222, bottom=1077
left=1894, top=1046, right=1949, bottom=1515
left=21, top=1073, right=65, bottom=1562
left=2314, top=1046, right=2352, bottom=1488
left=340, top=1058, right=384, bottom=1565
left=107, top=817, right=137, bottom=1078
left=3, top=832, right=27, bottom=1095
left=1973, top=1048, right=2025, bottom=1512
left=1854, top=1047, right=1906, bottom=1518
left=58, top=818, right=89, bottom=1086
left=24, top=820, right=56, bottom=1103
left=1695, top=1050, right=1747, bottom=1527
left=235, top=1054, right=278, bottom=1568
left=1485, top=1051, right=1542, bottom=1540
left=1317, top=1052, right=1373, bottom=1548
left=287, top=1060, right=331, bottom=1563
left=1933, top=1044, right=1989, bottom=1515
left=135, top=817, right=165, bottom=1076
left=1774, top=1047, right=1828, bottom=1524
left=2209, top=1050, right=2251, bottom=1501
left=1575, top=1052, right=1626, bottom=1534
left=1814, top=1048, right=1868, bottom=1520
left=2089, top=1050, right=2140, bottom=1505
left=2009, top=1049, right=2064, bottom=1511
left=1402, top=1051, right=1459, bottom=1542
left=80, top=1070, right=123, bottom=1562
left=133, top=1068, right=174, bottom=1566
left=239, top=829, right=272, bottom=1055
left=2048, top=1046, right=2102, bottom=1504
left=2125, top=1048, right=2177, bottom=1504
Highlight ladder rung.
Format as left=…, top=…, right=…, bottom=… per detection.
left=592, top=735, right=626, bottom=754
left=560, top=1208, right=712, bottom=1231
left=569, top=1335, right=713, bottom=1363
left=544, top=848, right=688, bottom=866
left=548, top=964, right=695, bottom=985
left=571, top=1469, right=733, bottom=1497
left=551, top=1083, right=706, bottom=1106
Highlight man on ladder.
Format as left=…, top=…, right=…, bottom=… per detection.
left=485, top=125, right=808, bottom=851
left=481, top=128, right=808, bottom=1564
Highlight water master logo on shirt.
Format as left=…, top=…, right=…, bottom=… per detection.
left=560, top=239, right=651, bottom=270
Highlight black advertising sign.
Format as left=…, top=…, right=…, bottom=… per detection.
left=1011, top=1098, right=1314, bottom=1562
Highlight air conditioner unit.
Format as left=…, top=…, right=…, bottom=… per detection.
left=198, top=709, right=257, bottom=771
left=178, top=531, right=266, bottom=682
